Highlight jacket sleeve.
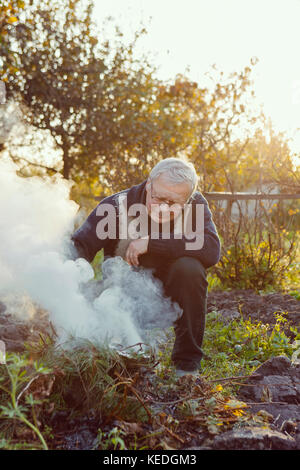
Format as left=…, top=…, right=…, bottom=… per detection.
left=71, top=195, right=119, bottom=262
left=147, top=197, right=221, bottom=269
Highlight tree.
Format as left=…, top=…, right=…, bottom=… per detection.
left=2, top=0, right=107, bottom=179
left=1, top=0, right=191, bottom=190
left=2, top=1, right=297, bottom=200
left=0, top=0, right=24, bottom=59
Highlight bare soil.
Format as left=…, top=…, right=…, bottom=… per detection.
left=207, top=289, right=300, bottom=330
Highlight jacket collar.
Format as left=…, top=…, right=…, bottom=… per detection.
left=126, top=179, right=148, bottom=207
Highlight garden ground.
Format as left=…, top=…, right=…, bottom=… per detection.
left=0, top=288, right=299, bottom=450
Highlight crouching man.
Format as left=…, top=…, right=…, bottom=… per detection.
left=71, top=158, right=221, bottom=377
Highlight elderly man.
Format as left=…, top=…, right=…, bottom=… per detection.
left=71, top=158, right=221, bottom=377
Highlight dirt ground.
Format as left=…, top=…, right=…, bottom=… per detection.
left=0, top=289, right=300, bottom=450
left=207, top=289, right=300, bottom=330
left=1, top=288, right=299, bottom=353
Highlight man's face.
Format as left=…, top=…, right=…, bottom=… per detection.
left=145, top=174, right=192, bottom=223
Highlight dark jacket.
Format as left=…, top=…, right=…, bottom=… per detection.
left=71, top=180, right=221, bottom=269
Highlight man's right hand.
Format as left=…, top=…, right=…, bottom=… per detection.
left=125, top=236, right=149, bottom=267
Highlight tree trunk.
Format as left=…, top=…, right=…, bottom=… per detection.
left=62, top=140, right=71, bottom=180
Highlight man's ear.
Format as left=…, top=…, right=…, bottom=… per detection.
left=145, top=178, right=151, bottom=192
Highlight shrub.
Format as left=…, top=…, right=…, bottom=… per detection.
left=210, top=199, right=300, bottom=291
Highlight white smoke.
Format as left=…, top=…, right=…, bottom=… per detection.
left=0, top=159, right=181, bottom=349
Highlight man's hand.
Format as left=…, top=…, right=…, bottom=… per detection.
left=125, top=236, right=149, bottom=267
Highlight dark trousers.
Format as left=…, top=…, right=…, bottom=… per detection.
left=139, top=253, right=208, bottom=371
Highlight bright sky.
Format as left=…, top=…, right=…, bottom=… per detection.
left=93, top=0, right=300, bottom=155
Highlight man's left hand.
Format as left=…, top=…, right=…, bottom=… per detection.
left=125, top=236, right=149, bottom=267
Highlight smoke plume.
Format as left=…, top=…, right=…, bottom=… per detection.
left=0, top=160, right=181, bottom=349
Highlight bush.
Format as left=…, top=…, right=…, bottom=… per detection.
left=210, top=200, right=300, bottom=291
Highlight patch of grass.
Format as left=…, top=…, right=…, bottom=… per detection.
left=201, top=310, right=300, bottom=382
left=35, top=338, right=157, bottom=422
left=1, top=308, right=299, bottom=450
left=289, top=289, right=300, bottom=301
left=0, top=354, right=52, bottom=449
left=0, top=339, right=159, bottom=449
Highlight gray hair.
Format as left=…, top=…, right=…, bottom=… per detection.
left=149, top=158, right=198, bottom=196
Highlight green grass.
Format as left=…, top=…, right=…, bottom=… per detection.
left=0, top=308, right=299, bottom=450
left=201, top=310, right=300, bottom=382
left=155, top=309, right=300, bottom=382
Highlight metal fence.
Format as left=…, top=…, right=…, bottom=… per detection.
left=203, top=192, right=300, bottom=246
